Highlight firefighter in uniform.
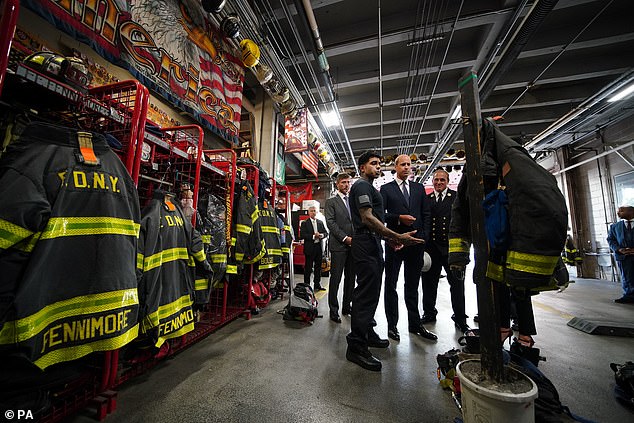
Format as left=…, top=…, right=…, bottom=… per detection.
left=423, top=169, right=469, bottom=332
left=346, top=151, right=423, bottom=372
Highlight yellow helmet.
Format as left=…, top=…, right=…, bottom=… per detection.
left=240, top=39, right=260, bottom=68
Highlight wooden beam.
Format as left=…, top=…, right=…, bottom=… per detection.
left=459, top=71, right=504, bottom=382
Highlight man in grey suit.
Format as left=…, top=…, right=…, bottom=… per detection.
left=325, top=173, right=355, bottom=323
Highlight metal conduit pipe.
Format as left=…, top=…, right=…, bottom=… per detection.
left=421, top=0, right=558, bottom=181
left=297, top=0, right=358, bottom=172
left=479, top=0, right=559, bottom=102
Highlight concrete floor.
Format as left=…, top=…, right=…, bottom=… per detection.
left=71, top=268, right=634, bottom=423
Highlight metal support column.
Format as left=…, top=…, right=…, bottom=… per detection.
left=458, top=72, right=504, bottom=381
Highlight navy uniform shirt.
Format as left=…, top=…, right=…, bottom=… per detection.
left=350, top=178, right=385, bottom=232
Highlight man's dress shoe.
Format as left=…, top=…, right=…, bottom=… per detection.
left=409, top=325, right=438, bottom=341
left=387, top=327, right=400, bottom=341
left=346, top=348, right=382, bottom=371
left=421, top=314, right=437, bottom=324
left=454, top=321, right=471, bottom=333
left=330, top=315, right=342, bottom=323
left=614, top=296, right=634, bottom=304
left=367, top=334, right=390, bottom=348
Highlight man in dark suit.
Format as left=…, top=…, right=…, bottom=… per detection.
left=423, top=169, right=469, bottom=332
left=325, top=173, right=355, bottom=323
left=380, top=154, right=436, bottom=341
left=300, top=205, right=328, bottom=291
left=607, top=205, right=634, bottom=303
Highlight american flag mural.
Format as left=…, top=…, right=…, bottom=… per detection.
left=22, top=0, right=245, bottom=144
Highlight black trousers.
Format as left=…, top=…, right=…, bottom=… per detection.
left=423, top=246, right=467, bottom=323
left=328, top=248, right=355, bottom=317
left=347, top=234, right=383, bottom=351
left=303, top=245, right=323, bottom=288
left=384, top=243, right=423, bottom=329
left=499, top=285, right=536, bottom=335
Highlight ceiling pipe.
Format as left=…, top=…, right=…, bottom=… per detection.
left=479, top=0, right=559, bottom=102
left=296, top=0, right=358, bottom=173
left=421, top=0, right=559, bottom=181
left=525, top=69, right=634, bottom=151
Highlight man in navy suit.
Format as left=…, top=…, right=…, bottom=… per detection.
left=607, top=205, right=634, bottom=303
left=300, top=205, right=328, bottom=291
left=380, top=154, right=436, bottom=341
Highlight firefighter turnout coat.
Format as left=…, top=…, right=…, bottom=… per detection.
left=136, top=191, right=210, bottom=348
left=448, top=118, right=568, bottom=290
left=0, top=123, right=141, bottom=369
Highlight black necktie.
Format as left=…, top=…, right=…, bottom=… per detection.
left=436, top=193, right=441, bottom=203
left=402, top=182, right=410, bottom=204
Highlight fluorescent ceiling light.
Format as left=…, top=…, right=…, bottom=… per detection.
left=608, top=83, right=634, bottom=102
left=321, top=110, right=339, bottom=127
left=450, top=105, right=462, bottom=120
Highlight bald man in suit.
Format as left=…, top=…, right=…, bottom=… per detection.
left=380, top=154, right=436, bottom=341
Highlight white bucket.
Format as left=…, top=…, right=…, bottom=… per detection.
left=456, top=359, right=538, bottom=423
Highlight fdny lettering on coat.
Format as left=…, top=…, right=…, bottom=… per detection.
left=164, top=215, right=184, bottom=227
left=41, top=309, right=133, bottom=354
left=59, top=170, right=121, bottom=193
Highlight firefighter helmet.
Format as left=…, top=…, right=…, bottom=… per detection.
left=23, top=51, right=92, bottom=92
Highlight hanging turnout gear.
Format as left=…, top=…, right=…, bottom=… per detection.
left=136, top=191, right=211, bottom=348
left=563, top=234, right=583, bottom=265
left=227, top=180, right=265, bottom=275
left=257, top=197, right=282, bottom=270
left=448, top=118, right=568, bottom=290
left=0, top=122, right=141, bottom=369
left=196, top=193, right=228, bottom=298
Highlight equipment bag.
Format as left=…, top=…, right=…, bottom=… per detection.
left=611, top=361, right=634, bottom=409
left=283, top=283, right=318, bottom=323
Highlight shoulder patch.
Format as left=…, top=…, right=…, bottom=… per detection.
left=358, top=194, right=371, bottom=207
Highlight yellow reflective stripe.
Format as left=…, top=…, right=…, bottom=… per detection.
left=211, top=254, right=227, bottom=263
left=34, top=324, right=139, bottom=370
left=235, top=252, right=244, bottom=261
left=195, top=278, right=210, bottom=291
left=201, top=235, right=211, bottom=244
left=283, top=225, right=291, bottom=231
left=267, top=248, right=283, bottom=256
left=143, top=295, right=193, bottom=330
left=155, top=321, right=195, bottom=348
left=258, top=262, right=280, bottom=270
left=137, top=253, right=144, bottom=270
left=226, top=265, right=238, bottom=274
left=0, top=218, right=34, bottom=249
left=251, top=208, right=259, bottom=224
left=281, top=247, right=290, bottom=253
left=41, top=217, right=140, bottom=240
left=486, top=261, right=505, bottom=282
left=187, top=257, right=195, bottom=267
left=506, top=251, right=559, bottom=275
left=261, top=226, right=280, bottom=234
left=0, top=289, right=139, bottom=344
left=236, top=224, right=251, bottom=234
left=192, top=249, right=206, bottom=262
left=13, top=232, right=41, bottom=253
left=449, top=238, right=470, bottom=253
left=231, top=237, right=236, bottom=246
left=244, top=240, right=266, bottom=264
left=212, top=280, right=225, bottom=289
left=144, top=247, right=190, bottom=271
